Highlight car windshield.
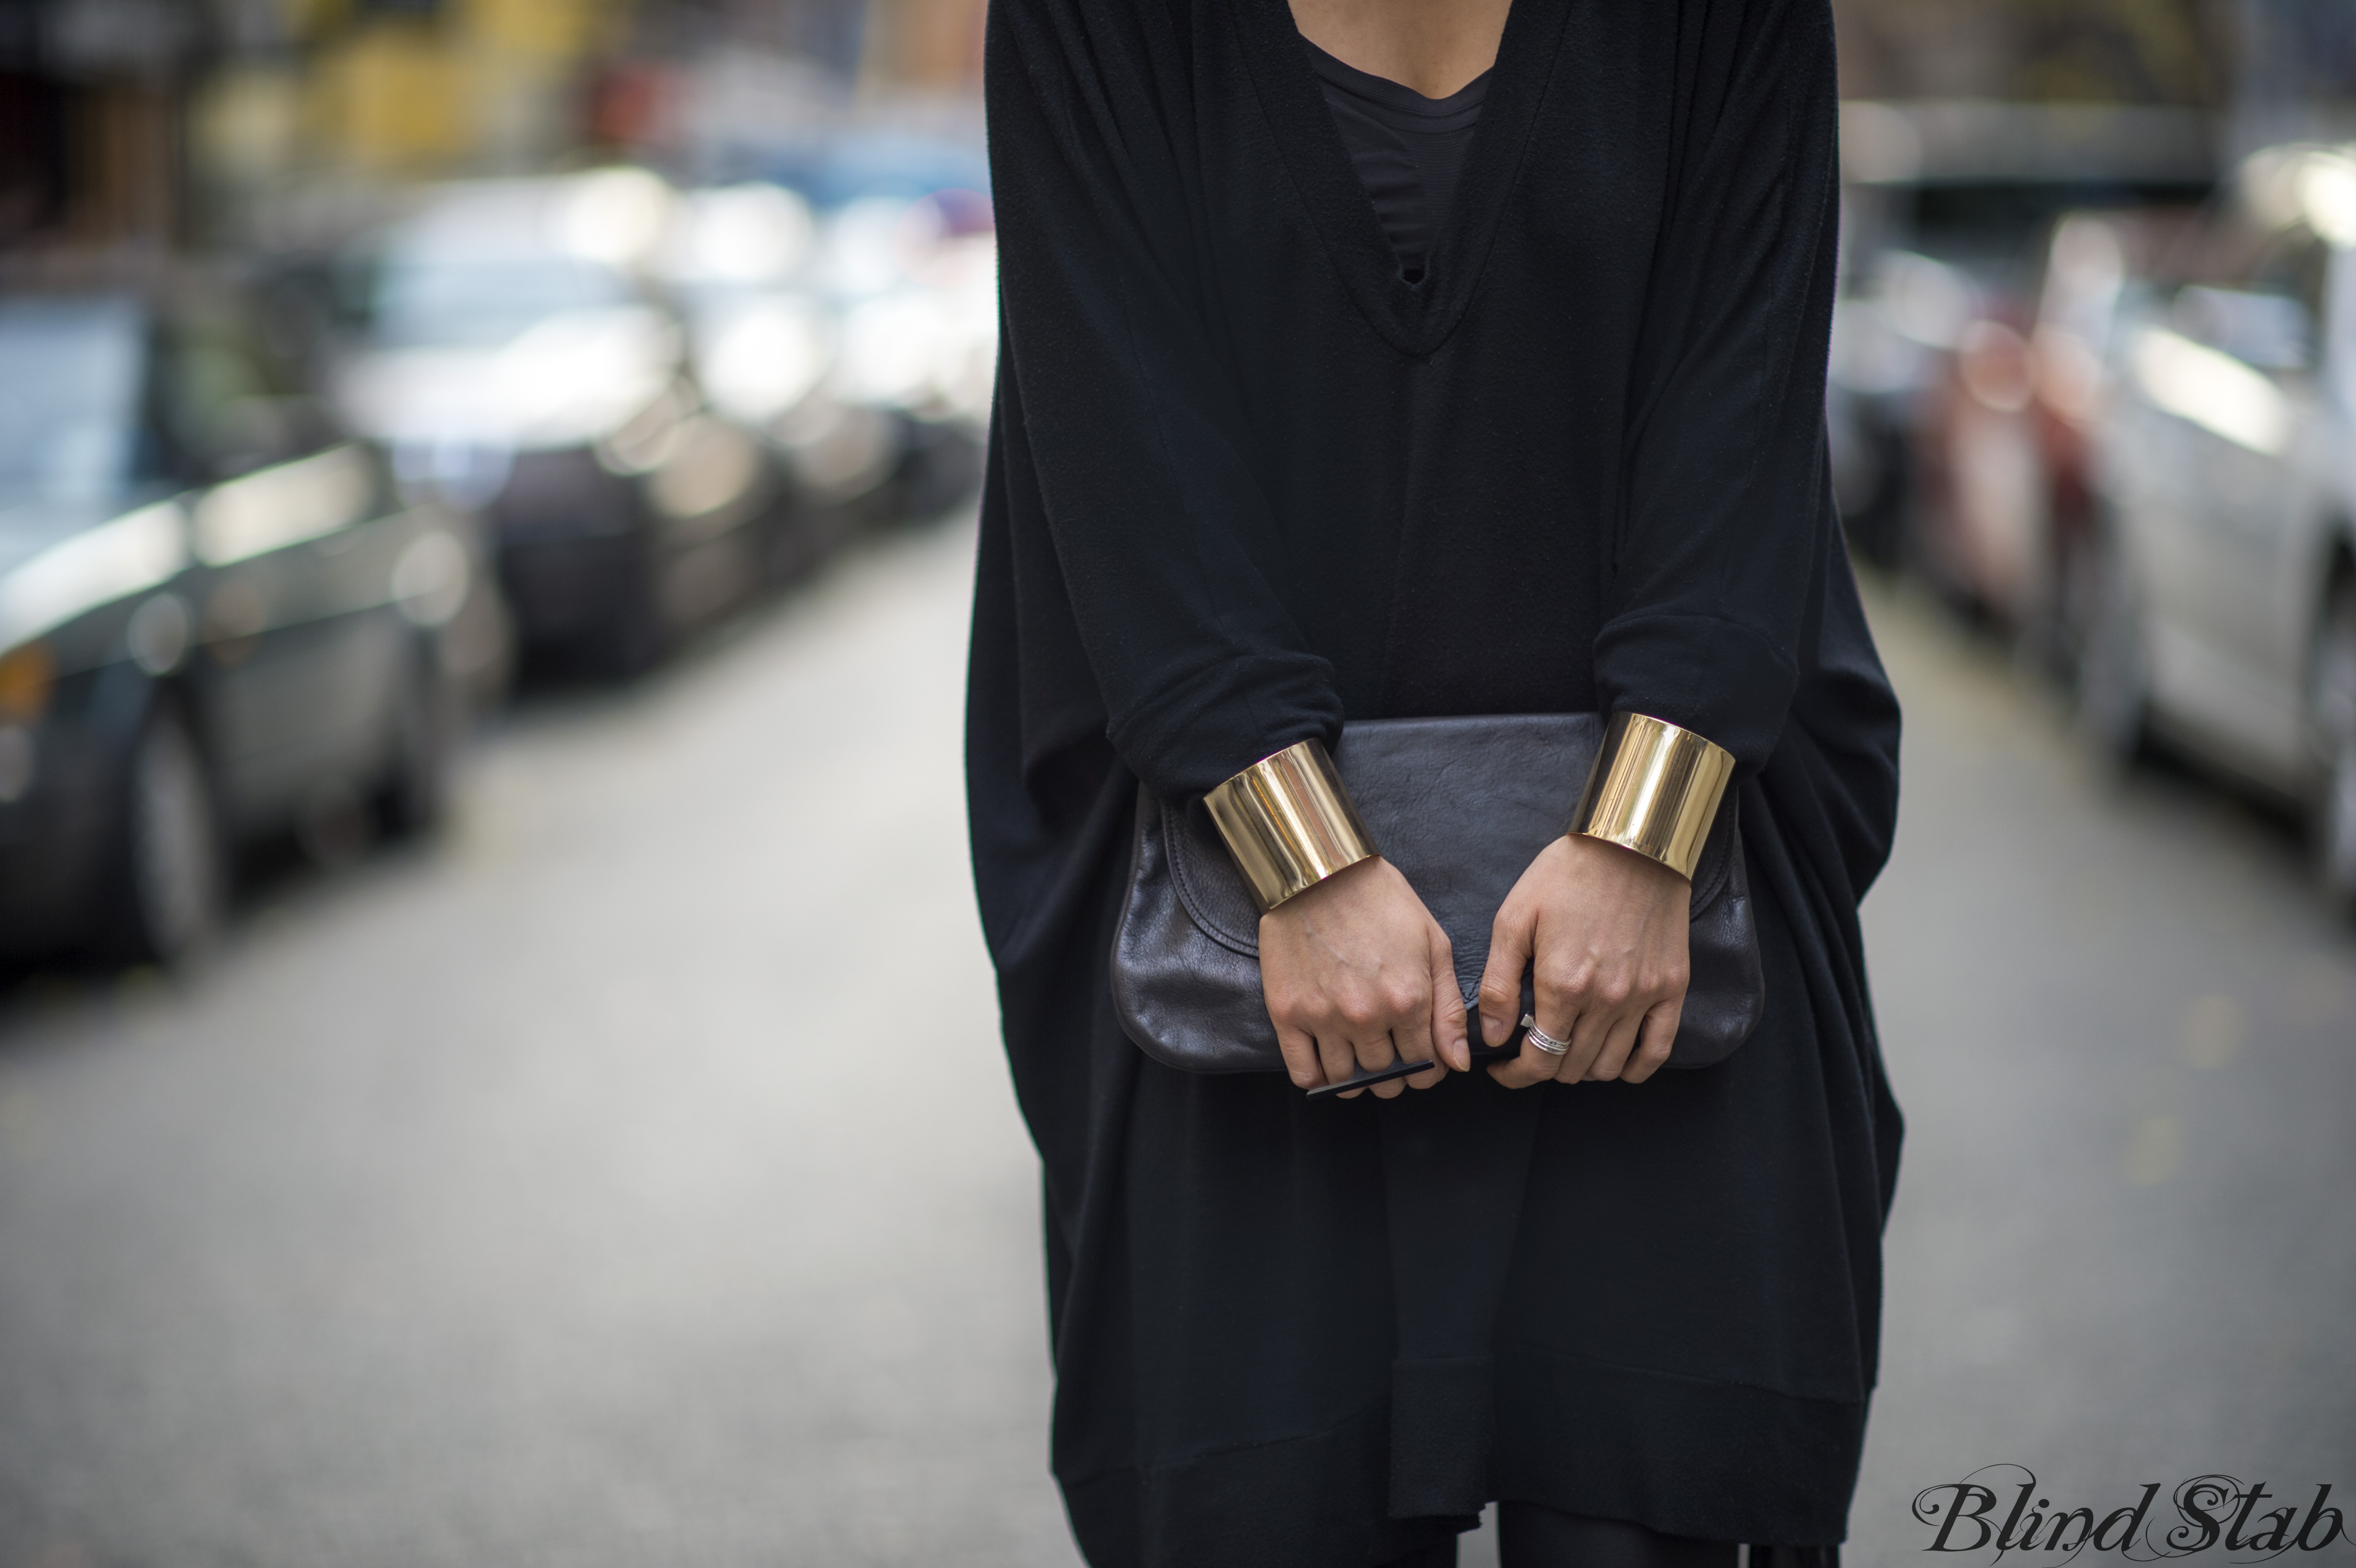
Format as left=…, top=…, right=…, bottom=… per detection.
left=371, top=255, right=637, bottom=348
left=0, top=296, right=146, bottom=505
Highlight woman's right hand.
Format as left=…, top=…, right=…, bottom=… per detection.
left=1258, top=857, right=1471, bottom=1099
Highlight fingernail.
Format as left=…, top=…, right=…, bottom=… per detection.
left=1479, top=1012, right=1501, bottom=1046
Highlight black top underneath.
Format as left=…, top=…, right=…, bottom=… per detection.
left=1302, top=39, right=1490, bottom=281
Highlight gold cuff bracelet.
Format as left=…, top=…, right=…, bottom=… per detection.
left=1568, top=711, right=1735, bottom=881
left=1203, top=738, right=1379, bottom=913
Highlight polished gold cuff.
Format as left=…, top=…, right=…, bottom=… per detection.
left=1568, top=711, right=1735, bottom=881
left=1203, top=739, right=1379, bottom=913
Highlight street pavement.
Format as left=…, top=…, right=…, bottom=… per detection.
left=0, top=516, right=2349, bottom=1568
left=1848, top=576, right=2356, bottom=1558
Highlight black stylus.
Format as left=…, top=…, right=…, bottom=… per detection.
left=1303, top=1034, right=1525, bottom=1100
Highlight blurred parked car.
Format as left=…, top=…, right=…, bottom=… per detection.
left=662, top=179, right=893, bottom=575
left=748, top=131, right=996, bottom=519
left=333, top=169, right=780, bottom=675
left=0, top=288, right=502, bottom=965
left=1877, top=209, right=2196, bottom=643
left=1830, top=99, right=2213, bottom=580
left=1828, top=246, right=1975, bottom=568
left=2080, top=143, right=2356, bottom=910
left=813, top=182, right=996, bottom=518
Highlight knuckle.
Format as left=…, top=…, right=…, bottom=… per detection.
left=1595, top=976, right=1634, bottom=1009
left=1537, top=960, right=1584, bottom=1000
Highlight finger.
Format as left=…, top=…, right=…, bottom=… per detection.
left=1530, top=990, right=1590, bottom=1085
left=1414, top=956, right=1463, bottom=1086
left=1489, top=1011, right=1577, bottom=1089
left=1369, top=1035, right=1409, bottom=1099
left=1331, top=1036, right=1407, bottom=1100
left=1315, top=1029, right=1359, bottom=1096
left=1275, top=1022, right=1324, bottom=1090
left=1353, top=1025, right=1405, bottom=1099
left=1393, top=1013, right=1445, bottom=1093
left=1582, top=1009, right=1647, bottom=1082
left=1392, top=999, right=1436, bottom=1077
left=1429, top=927, right=1470, bottom=1074
left=1619, top=995, right=1683, bottom=1084
left=1477, top=896, right=1535, bottom=1048
left=1560, top=997, right=1626, bottom=1082
left=1327, top=1023, right=1398, bottom=1101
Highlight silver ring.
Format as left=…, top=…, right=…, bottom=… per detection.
left=1521, top=1013, right=1570, bottom=1056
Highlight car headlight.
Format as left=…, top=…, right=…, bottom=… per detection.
left=0, top=642, right=52, bottom=806
left=0, top=641, right=54, bottom=725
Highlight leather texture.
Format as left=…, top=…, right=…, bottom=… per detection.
left=1111, top=713, right=1765, bottom=1076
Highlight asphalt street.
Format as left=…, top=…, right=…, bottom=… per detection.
left=0, top=516, right=2350, bottom=1568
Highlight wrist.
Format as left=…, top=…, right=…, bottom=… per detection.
left=1204, top=738, right=1380, bottom=911
left=1567, top=711, right=1734, bottom=881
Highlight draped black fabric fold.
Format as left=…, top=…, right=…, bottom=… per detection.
left=1378, top=1073, right=1542, bottom=1518
left=968, top=2, right=1903, bottom=1564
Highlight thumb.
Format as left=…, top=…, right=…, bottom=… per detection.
left=1477, top=896, right=1534, bottom=1049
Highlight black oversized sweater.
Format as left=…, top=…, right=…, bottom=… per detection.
left=965, top=2, right=1906, bottom=1564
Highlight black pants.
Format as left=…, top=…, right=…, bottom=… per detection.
left=1382, top=1506, right=1841, bottom=1568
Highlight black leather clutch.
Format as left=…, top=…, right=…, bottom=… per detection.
left=1110, top=713, right=1765, bottom=1083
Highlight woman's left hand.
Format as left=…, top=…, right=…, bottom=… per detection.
left=1477, top=834, right=1692, bottom=1088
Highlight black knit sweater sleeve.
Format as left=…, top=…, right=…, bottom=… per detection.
left=986, top=0, right=1343, bottom=802
left=1597, top=0, right=1845, bottom=776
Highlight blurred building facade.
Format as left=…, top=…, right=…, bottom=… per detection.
left=1832, top=0, right=2231, bottom=106
left=0, top=0, right=984, bottom=266
left=0, top=0, right=2340, bottom=265
left=1835, top=0, right=2356, bottom=149
left=0, top=0, right=202, bottom=254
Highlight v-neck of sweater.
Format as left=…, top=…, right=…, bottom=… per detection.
left=1299, top=38, right=1492, bottom=283
left=1237, top=0, right=1568, bottom=357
